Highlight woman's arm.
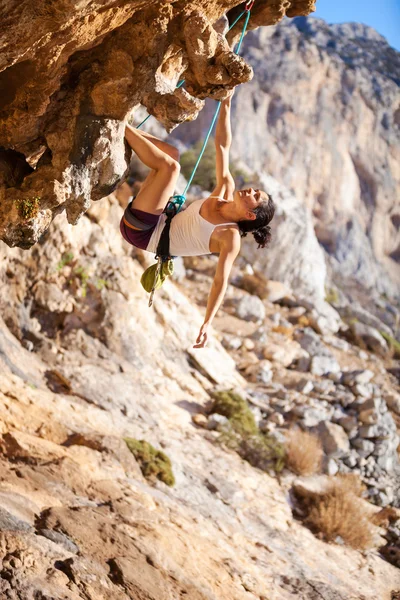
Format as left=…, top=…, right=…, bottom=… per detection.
left=213, top=94, right=235, bottom=199
left=194, top=228, right=241, bottom=348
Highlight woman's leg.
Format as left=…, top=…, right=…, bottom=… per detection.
left=125, top=125, right=180, bottom=215
left=137, top=129, right=180, bottom=161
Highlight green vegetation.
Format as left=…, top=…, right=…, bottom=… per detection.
left=180, top=138, right=256, bottom=191
left=324, top=287, right=339, bottom=305
left=74, top=265, right=90, bottom=298
left=380, top=331, right=400, bottom=358
left=209, top=390, right=285, bottom=473
left=15, top=196, right=40, bottom=220
left=57, top=252, right=74, bottom=271
left=124, top=438, right=175, bottom=487
left=56, top=251, right=108, bottom=299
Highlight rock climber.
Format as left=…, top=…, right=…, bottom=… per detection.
left=119, top=90, right=275, bottom=348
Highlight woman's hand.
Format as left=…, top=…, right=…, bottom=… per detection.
left=193, top=322, right=209, bottom=349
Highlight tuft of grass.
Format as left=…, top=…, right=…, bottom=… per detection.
left=124, top=438, right=175, bottom=487
left=57, top=252, right=74, bottom=271
left=285, top=428, right=323, bottom=476
left=209, top=390, right=285, bottom=473
left=15, top=196, right=40, bottom=220
left=293, top=474, right=374, bottom=550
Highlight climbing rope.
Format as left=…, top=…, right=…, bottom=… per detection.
left=138, top=3, right=254, bottom=306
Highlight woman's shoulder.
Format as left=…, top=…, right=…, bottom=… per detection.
left=210, top=223, right=241, bottom=253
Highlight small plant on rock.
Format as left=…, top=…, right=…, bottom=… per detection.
left=209, top=390, right=285, bottom=473
left=15, top=196, right=40, bottom=220
left=285, top=428, right=323, bottom=476
left=124, top=438, right=175, bottom=487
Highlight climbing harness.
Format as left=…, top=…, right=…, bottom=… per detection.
left=137, top=2, right=254, bottom=306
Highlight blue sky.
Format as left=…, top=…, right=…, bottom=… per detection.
left=311, top=0, right=400, bottom=50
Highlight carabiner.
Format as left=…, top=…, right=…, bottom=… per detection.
left=245, top=0, right=255, bottom=11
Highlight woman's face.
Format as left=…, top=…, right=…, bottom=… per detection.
left=234, top=187, right=262, bottom=219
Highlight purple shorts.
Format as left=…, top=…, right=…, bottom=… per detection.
left=120, top=206, right=160, bottom=250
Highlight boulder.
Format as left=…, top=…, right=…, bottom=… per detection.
left=236, top=295, right=266, bottom=322
left=350, top=322, right=389, bottom=357
left=315, top=422, right=350, bottom=457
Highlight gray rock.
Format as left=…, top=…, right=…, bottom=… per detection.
left=0, top=507, right=32, bottom=532
left=311, top=356, right=341, bottom=376
left=341, top=369, right=374, bottom=387
left=384, top=391, right=400, bottom=415
left=38, top=528, right=79, bottom=553
left=352, top=438, right=375, bottom=458
left=316, top=421, right=350, bottom=457
left=326, top=458, right=339, bottom=475
left=236, top=295, right=266, bottom=322
left=350, top=322, right=389, bottom=357
left=207, top=414, right=230, bottom=430
left=297, top=379, right=314, bottom=394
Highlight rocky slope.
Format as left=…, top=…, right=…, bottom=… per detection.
left=0, top=0, right=315, bottom=249
left=171, top=16, right=400, bottom=297
left=0, top=195, right=400, bottom=598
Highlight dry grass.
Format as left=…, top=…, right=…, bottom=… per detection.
left=293, top=474, right=374, bottom=550
left=285, top=428, right=323, bottom=476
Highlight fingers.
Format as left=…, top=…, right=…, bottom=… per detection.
left=193, top=331, right=207, bottom=349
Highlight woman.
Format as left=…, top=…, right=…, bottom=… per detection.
left=120, top=92, right=275, bottom=348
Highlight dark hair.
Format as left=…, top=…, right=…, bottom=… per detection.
left=237, top=192, right=275, bottom=248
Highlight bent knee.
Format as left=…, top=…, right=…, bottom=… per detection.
left=161, top=157, right=180, bottom=175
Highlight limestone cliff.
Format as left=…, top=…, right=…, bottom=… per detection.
left=0, top=0, right=315, bottom=249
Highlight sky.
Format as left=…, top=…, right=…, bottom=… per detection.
left=311, top=0, right=400, bottom=51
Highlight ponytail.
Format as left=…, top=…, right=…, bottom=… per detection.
left=238, top=193, right=275, bottom=249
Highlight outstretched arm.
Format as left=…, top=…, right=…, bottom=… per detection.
left=194, top=229, right=241, bottom=348
left=213, top=93, right=235, bottom=199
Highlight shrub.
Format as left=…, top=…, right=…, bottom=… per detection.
left=293, top=474, right=374, bottom=550
left=124, top=438, right=175, bottom=486
left=285, top=429, right=323, bottom=476
left=209, top=390, right=258, bottom=436
left=209, top=390, right=285, bottom=472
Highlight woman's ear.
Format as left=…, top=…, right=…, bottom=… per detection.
left=246, top=211, right=257, bottom=220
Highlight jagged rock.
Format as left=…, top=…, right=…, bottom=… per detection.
left=384, top=391, right=400, bottom=415
left=1, top=1, right=315, bottom=249
left=298, top=297, right=342, bottom=336
left=342, top=369, right=375, bottom=387
left=349, top=322, right=389, bottom=357
left=352, top=439, right=375, bottom=458
left=262, top=339, right=305, bottom=367
left=37, top=529, right=80, bottom=554
left=315, top=421, right=350, bottom=457
left=297, top=379, right=314, bottom=394
left=311, top=355, right=341, bottom=377
left=235, top=294, right=266, bottom=322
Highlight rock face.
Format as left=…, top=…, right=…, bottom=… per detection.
left=172, top=16, right=400, bottom=296
left=0, top=0, right=315, bottom=249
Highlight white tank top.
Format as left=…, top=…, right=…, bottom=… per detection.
left=146, top=198, right=237, bottom=257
